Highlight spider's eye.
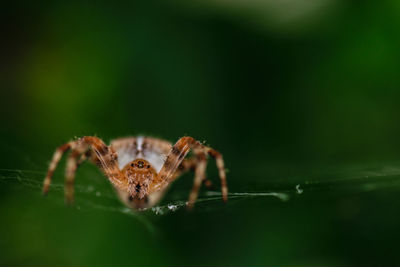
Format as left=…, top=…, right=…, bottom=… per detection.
left=131, top=163, right=135, bottom=167
left=137, top=161, right=144, bottom=168
left=146, top=165, right=150, bottom=169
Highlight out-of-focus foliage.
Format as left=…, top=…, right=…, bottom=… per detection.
left=1, top=0, right=400, bottom=266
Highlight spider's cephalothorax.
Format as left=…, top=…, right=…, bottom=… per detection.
left=43, top=136, right=228, bottom=209
left=123, top=158, right=156, bottom=199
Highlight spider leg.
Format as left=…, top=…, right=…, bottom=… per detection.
left=43, top=136, right=127, bottom=202
left=207, top=149, right=228, bottom=201
left=187, top=153, right=208, bottom=209
left=65, top=148, right=98, bottom=203
left=65, top=148, right=85, bottom=204
left=167, top=156, right=210, bottom=208
left=78, top=137, right=127, bottom=189
left=43, top=142, right=74, bottom=195
left=150, top=136, right=228, bottom=206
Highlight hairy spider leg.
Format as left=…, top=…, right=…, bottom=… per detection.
left=64, top=148, right=83, bottom=203
left=43, top=136, right=127, bottom=202
left=188, top=152, right=208, bottom=209
left=43, top=142, right=74, bottom=195
left=168, top=155, right=212, bottom=208
left=150, top=136, right=228, bottom=207
left=207, top=148, right=228, bottom=200
left=64, top=143, right=100, bottom=203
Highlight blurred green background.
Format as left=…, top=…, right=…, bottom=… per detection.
left=1, top=1, right=400, bottom=266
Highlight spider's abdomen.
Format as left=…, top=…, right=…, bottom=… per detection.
left=111, top=136, right=171, bottom=172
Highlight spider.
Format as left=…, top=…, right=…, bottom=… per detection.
left=42, top=136, right=228, bottom=209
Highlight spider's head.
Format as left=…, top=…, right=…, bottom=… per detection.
left=122, top=159, right=157, bottom=199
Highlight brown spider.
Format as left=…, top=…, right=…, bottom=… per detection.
left=43, top=136, right=228, bottom=209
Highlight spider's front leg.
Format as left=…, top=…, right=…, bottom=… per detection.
left=150, top=136, right=228, bottom=208
left=43, top=136, right=126, bottom=204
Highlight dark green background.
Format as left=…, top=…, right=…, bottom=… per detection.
left=1, top=1, right=400, bottom=266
